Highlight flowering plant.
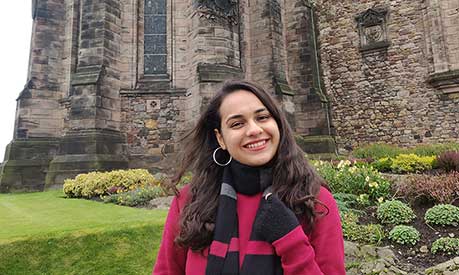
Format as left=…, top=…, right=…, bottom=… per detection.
left=313, top=160, right=391, bottom=205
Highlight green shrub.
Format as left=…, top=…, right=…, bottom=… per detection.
left=63, top=172, right=107, bottom=198
left=396, top=172, right=459, bottom=204
left=333, top=193, right=360, bottom=214
left=436, top=151, right=459, bottom=172
left=103, top=185, right=166, bottom=206
left=431, top=237, right=459, bottom=255
left=390, top=154, right=436, bottom=173
left=341, top=212, right=385, bottom=244
left=371, top=157, right=393, bottom=172
left=352, top=142, right=459, bottom=160
left=388, top=225, right=420, bottom=246
left=352, top=143, right=405, bottom=159
left=313, top=160, right=391, bottom=204
left=63, top=169, right=159, bottom=199
left=376, top=200, right=416, bottom=225
left=424, top=204, right=459, bottom=226
left=413, top=143, right=459, bottom=157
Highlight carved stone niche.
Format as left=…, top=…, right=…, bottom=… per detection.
left=193, top=0, right=239, bottom=24
left=355, top=8, right=390, bottom=53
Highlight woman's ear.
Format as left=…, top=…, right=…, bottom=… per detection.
left=214, top=129, right=226, bottom=150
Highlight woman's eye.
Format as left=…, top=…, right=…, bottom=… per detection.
left=257, top=114, right=271, bottom=121
left=230, top=122, right=243, bottom=128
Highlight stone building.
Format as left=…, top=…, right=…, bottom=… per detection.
left=1, top=0, right=458, bottom=192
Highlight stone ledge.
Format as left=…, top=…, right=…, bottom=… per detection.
left=120, top=88, right=187, bottom=97
left=427, top=69, right=459, bottom=95
left=71, top=66, right=104, bottom=86
left=197, top=63, right=243, bottom=83
left=295, top=135, right=336, bottom=154
left=274, top=77, right=294, bottom=96
left=360, top=41, right=391, bottom=54
left=133, top=78, right=171, bottom=91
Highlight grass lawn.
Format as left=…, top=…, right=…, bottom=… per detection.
left=0, top=190, right=168, bottom=275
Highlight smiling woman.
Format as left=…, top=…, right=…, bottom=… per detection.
left=152, top=80, right=346, bottom=275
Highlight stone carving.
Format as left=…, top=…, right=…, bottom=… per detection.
left=355, top=8, right=390, bottom=53
left=364, top=25, right=383, bottom=42
left=147, top=99, right=161, bottom=111
left=193, top=0, right=239, bottom=24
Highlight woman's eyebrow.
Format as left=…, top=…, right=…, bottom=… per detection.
left=225, top=108, right=268, bottom=124
left=225, top=114, right=243, bottom=124
left=254, top=108, right=267, bottom=114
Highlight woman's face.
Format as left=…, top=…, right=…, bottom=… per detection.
left=214, top=89, right=280, bottom=167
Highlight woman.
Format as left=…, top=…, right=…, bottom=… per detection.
left=153, top=80, right=345, bottom=274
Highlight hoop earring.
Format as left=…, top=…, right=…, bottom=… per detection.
left=213, top=147, right=232, bottom=166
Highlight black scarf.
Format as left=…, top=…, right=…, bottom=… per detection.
left=205, top=160, right=283, bottom=275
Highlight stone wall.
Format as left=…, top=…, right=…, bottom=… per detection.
left=316, top=0, right=459, bottom=149
left=120, top=90, right=186, bottom=169
left=15, top=0, right=67, bottom=139
left=4, top=0, right=459, bottom=191
left=284, top=1, right=331, bottom=136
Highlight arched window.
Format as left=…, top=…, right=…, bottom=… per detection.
left=144, top=0, right=167, bottom=75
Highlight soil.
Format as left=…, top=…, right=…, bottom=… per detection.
left=359, top=199, right=458, bottom=270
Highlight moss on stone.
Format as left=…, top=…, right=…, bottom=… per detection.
left=295, top=135, right=336, bottom=154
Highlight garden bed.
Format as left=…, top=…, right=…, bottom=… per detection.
left=359, top=200, right=457, bottom=270
left=313, top=143, right=459, bottom=272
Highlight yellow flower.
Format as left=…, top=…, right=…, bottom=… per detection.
left=369, top=181, right=379, bottom=188
left=365, top=176, right=370, bottom=182
left=378, top=197, right=384, bottom=203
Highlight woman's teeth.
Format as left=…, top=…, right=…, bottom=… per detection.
left=246, top=140, right=266, bottom=149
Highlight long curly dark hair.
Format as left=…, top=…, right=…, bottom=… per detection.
left=172, top=80, right=327, bottom=251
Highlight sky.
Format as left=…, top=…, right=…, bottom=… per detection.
left=0, top=2, right=32, bottom=161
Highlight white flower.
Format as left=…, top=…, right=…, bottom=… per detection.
left=337, top=160, right=352, bottom=169
left=337, top=160, right=345, bottom=169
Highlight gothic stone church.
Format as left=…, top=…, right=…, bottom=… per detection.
left=1, top=0, right=458, bottom=192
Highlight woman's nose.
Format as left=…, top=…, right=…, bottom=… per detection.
left=246, top=120, right=263, bottom=136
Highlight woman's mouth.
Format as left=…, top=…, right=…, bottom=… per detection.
left=244, top=139, right=268, bottom=150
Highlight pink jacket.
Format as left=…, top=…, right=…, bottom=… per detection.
left=153, top=186, right=346, bottom=274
